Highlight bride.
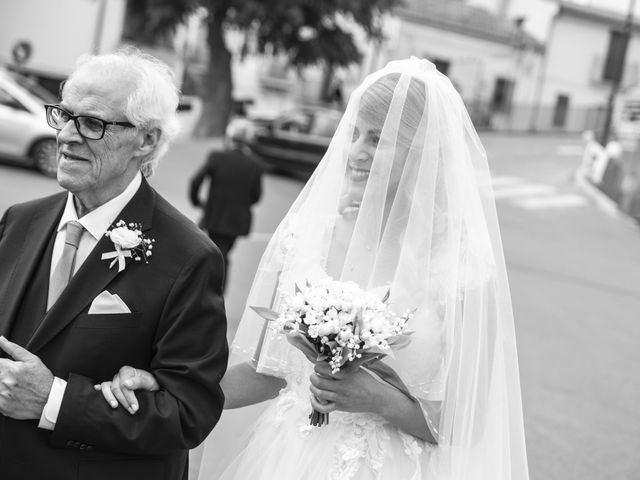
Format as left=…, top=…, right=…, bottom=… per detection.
left=97, top=57, right=529, bottom=479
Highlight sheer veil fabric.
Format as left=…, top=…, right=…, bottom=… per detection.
left=212, top=57, right=528, bottom=479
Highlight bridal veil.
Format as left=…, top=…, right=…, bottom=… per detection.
left=223, top=57, right=528, bottom=479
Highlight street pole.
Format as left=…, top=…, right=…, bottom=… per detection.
left=91, top=0, right=107, bottom=55
left=600, top=0, right=637, bottom=145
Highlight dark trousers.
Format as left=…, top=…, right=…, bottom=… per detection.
left=208, top=232, right=237, bottom=293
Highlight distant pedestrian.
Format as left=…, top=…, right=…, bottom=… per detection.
left=327, top=76, right=344, bottom=108
left=189, top=129, right=263, bottom=292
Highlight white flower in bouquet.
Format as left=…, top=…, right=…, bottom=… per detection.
left=252, top=277, right=415, bottom=427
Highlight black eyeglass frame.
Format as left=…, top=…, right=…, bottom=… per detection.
left=44, top=104, right=136, bottom=140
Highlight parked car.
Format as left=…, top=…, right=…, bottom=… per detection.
left=236, top=105, right=344, bottom=175
left=0, top=68, right=58, bottom=176
left=175, top=95, right=203, bottom=140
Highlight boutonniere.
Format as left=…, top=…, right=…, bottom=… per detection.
left=101, top=220, right=155, bottom=272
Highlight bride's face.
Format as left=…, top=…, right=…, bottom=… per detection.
left=342, top=113, right=383, bottom=208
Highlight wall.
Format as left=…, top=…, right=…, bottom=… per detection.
left=0, top=0, right=126, bottom=77
left=370, top=17, right=544, bottom=130
left=531, top=10, right=640, bottom=132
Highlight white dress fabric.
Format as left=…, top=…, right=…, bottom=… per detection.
left=218, top=354, right=434, bottom=480
left=202, top=57, right=529, bottom=480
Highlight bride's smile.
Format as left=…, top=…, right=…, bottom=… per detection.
left=342, top=116, right=382, bottom=206
left=347, top=164, right=370, bottom=182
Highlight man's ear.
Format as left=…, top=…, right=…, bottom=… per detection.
left=135, top=128, right=161, bottom=157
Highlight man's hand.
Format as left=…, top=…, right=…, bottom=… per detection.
left=0, top=336, right=54, bottom=419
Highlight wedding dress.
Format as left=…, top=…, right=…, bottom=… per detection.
left=218, top=354, right=435, bottom=480
left=200, top=57, right=529, bottom=480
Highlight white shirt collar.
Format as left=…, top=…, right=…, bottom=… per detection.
left=57, top=172, right=143, bottom=241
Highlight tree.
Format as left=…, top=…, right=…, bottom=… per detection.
left=123, top=0, right=401, bottom=138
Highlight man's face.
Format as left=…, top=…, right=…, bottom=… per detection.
left=56, top=68, right=143, bottom=210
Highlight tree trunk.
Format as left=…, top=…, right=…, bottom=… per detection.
left=320, top=61, right=334, bottom=104
left=197, top=9, right=232, bottom=138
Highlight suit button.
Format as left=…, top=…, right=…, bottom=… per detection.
left=80, top=444, right=87, bottom=450
left=66, top=440, right=73, bottom=448
left=86, top=445, right=94, bottom=452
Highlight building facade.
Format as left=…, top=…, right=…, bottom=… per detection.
left=529, top=1, right=640, bottom=135
left=0, top=0, right=126, bottom=84
left=363, top=0, right=545, bottom=131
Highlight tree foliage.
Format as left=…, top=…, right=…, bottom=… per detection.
left=123, top=0, right=401, bottom=137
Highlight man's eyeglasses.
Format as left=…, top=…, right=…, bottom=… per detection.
left=44, top=104, right=136, bottom=140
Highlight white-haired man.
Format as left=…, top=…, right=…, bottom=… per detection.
left=0, top=49, right=228, bottom=480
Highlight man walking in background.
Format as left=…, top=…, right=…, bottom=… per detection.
left=190, top=129, right=263, bottom=292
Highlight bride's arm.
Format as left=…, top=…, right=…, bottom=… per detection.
left=221, top=362, right=286, bottom=409
left=309, top=363, right=437, bottom=443
left=96, top=362, right=285, bottom=412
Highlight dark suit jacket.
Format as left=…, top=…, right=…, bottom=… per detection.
left=0, top=178, right=228, bottom=480
left=189, top=147, right=263, bottom=237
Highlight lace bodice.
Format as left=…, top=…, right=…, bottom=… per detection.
left=257, top=358, right=428, bottom=480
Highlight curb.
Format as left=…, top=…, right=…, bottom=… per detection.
left=574, top=169, right=620, bottom=217
left=574, top=169, right=639, bottom=229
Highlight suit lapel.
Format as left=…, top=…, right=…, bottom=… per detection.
left=0, top=195, right=66, bottom=338
left=27, top=178, right=156, bottom=353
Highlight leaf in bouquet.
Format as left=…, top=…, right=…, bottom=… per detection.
left=286, top=332, right=319, bottom=363
left=354, top=307, right=364, bottom=333
left=250, top=306, right=280, bottom=322
left=316, top=352, right=330, bottom=363
left=346, top=351, right=386, bottom=370
left=365, top=361, right=418, bottom=404
left=337, top=345, right=352, bottom=366
left=353, top=320, right=360, bottom=338
left=381, top=288, right=391, bottom=303
left=326, top=340, right=339, bottom=352
left=363, top=345, right=391, bottom=358
left=386, top=334, right=413, bottom=351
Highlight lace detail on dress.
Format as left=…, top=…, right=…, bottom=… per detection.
left=329, top=413, right=390, bottom=480
left=261, top=364, right=425, bottom=480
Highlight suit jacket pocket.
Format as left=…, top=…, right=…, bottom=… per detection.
left=74, top=312, right=141, bottom=329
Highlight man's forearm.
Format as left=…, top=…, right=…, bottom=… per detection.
left=51, top=372, right=224, bottom=455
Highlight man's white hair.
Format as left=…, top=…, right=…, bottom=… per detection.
left=66, top=47, right=181, bottom=176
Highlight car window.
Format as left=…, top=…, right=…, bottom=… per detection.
left=309, top=111, right=341, bottom=137
left=275, top=111, right=312, bottom=134
left=0, top=86, right=26, bottom=110
left=8, top=71, right=57, bottom=104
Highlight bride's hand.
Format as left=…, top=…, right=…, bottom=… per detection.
left=309, top=362, right=384, bottom=415
left=94, top=366, right=159, bottom=415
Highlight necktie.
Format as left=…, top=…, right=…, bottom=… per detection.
left=48, top=220, right=84, bottom=308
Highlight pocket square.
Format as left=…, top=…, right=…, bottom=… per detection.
left=88, top=290, right=132, bottom=314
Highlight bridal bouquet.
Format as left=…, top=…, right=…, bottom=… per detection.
left=252, top=278, right=414, bottom=426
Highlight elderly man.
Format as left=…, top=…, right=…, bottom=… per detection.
left=0, top=49, right=228, bottom=480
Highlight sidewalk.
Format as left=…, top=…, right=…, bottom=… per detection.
left=574, top=140, right=640, bottom=227
left=574, top=168, right=628, bottom=220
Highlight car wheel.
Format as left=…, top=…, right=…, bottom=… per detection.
left=30, top=139, right=57, bottom=177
